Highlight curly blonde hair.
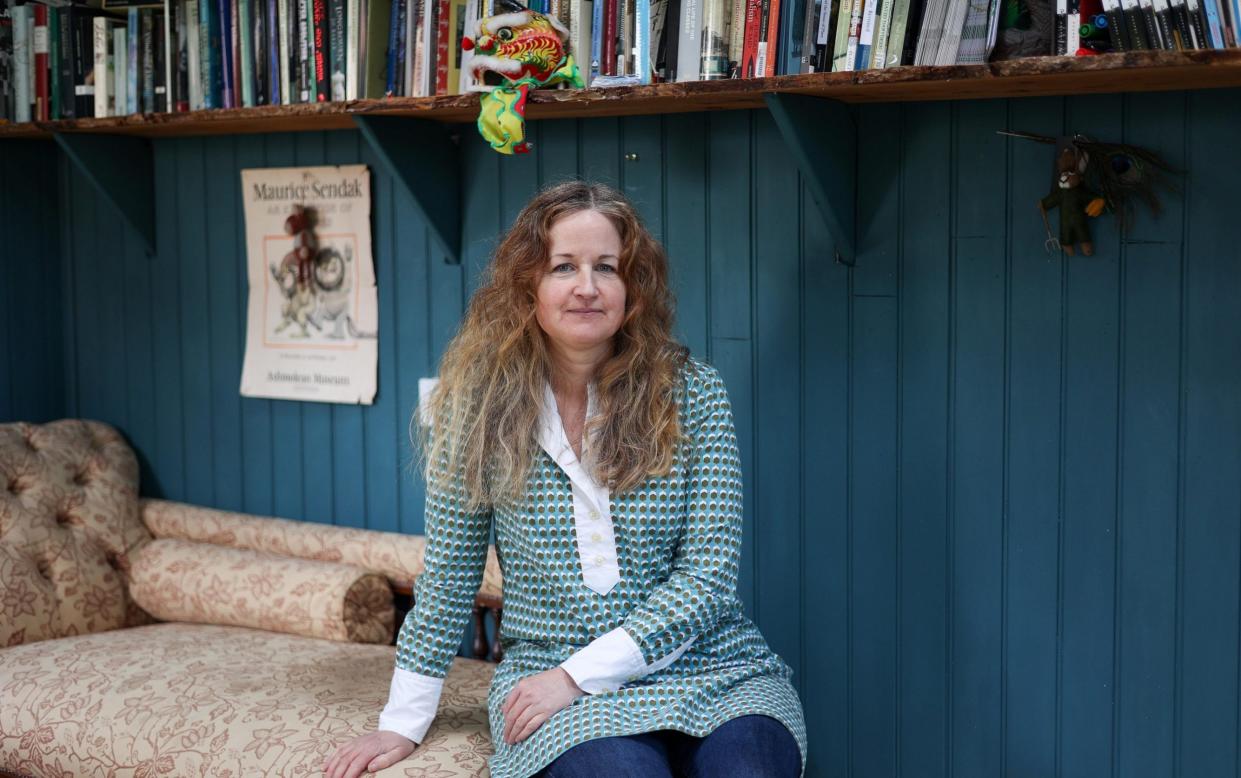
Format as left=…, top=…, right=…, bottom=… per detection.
left=415, top=180, right=689, bottom=510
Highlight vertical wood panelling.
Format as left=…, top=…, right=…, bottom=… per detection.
left=752, top=110, right=803, bottom=684
left=0, top=142, right=64, bottom=424
left=850, top=101, right=901, bottom=778
left=1003, top=95, right=1064, bottom=778
left=1178, top=88, right=1241, bottom=778
left=662, top=113, right=708, bottom=357
left=178, top=138, right=216, bottom=507
left=11, top=91, right=1241, bottom=778
left=951, top=98, right=1007, bottom=778
left=1060, top=93, right=1123, bottom=778
left=897, top=101, right=951, bottom=778
left=1115, top=90, right=1183, bottom=778
left=707, top=110, right=756, bottom=617
left=237, top=136, right=275, bottom=515
left=205, top=137, right=245, bottom=512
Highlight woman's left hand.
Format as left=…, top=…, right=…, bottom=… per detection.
left=501, top=668, right=585, bottom=745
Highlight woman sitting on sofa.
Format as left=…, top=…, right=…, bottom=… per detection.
left=324, top=181, right=807, bottom=778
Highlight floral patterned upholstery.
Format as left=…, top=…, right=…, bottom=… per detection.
left=0, top=623, right=494, bottom=777
left=0, top=420, right=153, bottom=648
left=141, top=498, right=504, bottom=600
left=128, top=539, right=396, bottom=644
left=0, top=420, right=502, bottom=777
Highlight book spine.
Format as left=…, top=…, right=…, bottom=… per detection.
left=94, top=16, right=110, bottom=118
left=591, top=0, right=604, bottom=79
left=393, top=0, right=405, bottom=94
left=264, top=0, right=276, bottom=102
left=187, top=0, right=201, bottom=107
left=50, top=8, right=61, bottom=118
left=216, top=0, right=233, bottom=106
left=855, top=0, right=876, bottom=68
left=345, top=0, right=358, bottom=97
left=34, top=5, right=49, bottom=121
left=434, top=0, right=449, bottom=93
left=1101, top=0, right=1130, bottom=48
left=637, top=0, right=650, bottom=80
left=830, top=0, right=854, bottom=68
left=1152, top=0, right=1177, bottom=45
left=1201, top=0, right=1224, bottom=44
left=1067, top=0, right=1081, bottom=51
left=330, top=0, right=345, bottom=97
left=605, top=0, right=620, bottom=75
left=764, top=0, right=780, bottom=73
left=1121, top=0, right=1151, bottom=45
left=238, top=0, right=253, bottom=104
left=1138, top=0, right=1165, bottom=45
left=619, top=0, right=631, bottom=73
left=254, top=0, right=267, bottom=103
left=742, top=0, right=763, bottom=75
left=385, top=0, right=398, bottom=93
left=113, top=27, right=126, bottom=115
left=313, top=0, right=330, bottom=98
left=13, top=6, right=30, bottom=122
left=844, top=0, right=863, bottom=69
left=277, top=0, right=290, bottom=101
left=163, top=0, right=174, bottom=110
left=178, top=0, right=191, bottom=109
left=156, top=11, right=168, bottom=111
left=872, top=0, right=895, bottom=67
left=74, top=12, right=94, bottom=117
left=58, top=8, right=76, bottom=118
left=198, top=0, right=213, bottom=107
left=1055, top=0, right=1067, bottom=51
left=1188, top=0, right=1206, bottom=45
left=884, top=0, right=911, bottom=64
left=407, top=0, right=419, bottom=95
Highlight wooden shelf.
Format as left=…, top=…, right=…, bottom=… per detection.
left=3, top=49, right=1240, bottom=140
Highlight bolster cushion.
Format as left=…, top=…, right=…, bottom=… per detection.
left=127, top=539, right=395, bottom=643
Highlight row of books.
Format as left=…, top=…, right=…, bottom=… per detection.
left=3, top=0, right=1238, bottom=122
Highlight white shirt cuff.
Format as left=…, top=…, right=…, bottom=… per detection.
left=559, top=627, right=695, bottom=694
left=377, top=666, right=444, bottom=744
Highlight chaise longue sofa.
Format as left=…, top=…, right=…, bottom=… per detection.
left=0, top=419, right=504, bottom=777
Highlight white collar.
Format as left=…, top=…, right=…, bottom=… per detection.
left=537, top=381, right=607, bottom=510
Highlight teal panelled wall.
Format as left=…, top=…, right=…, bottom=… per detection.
left=3, top=88, right=1240, bottom=777
left=0, top=141, right=65, bottom=423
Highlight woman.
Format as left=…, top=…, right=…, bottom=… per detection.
left=324, top=181, right=807, bottom=778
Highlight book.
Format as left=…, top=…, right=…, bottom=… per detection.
left=49, top=7, right=60, bottom=117
left=884, top=0, right=913, bottom=64
left=312, top=0, right=328, bottom=99
left=1121, top=0, right=1150, bottom=45
left=34, top=4, right=49, bottom=121
left=1066, top=0, right=1080, bottom=52
left=155, top=9, right=167, bottom=110
left=94, top=15, right=117, bottom=117
left=873, top=0, right=898, bottom=67
left=855, top=0, right=880, bottom=68
left=345, top=0, right=357, bottom=97
left=764, top=0, right=780, bottom=73
left=1151, top=0, right=1178, bottom=46
left=636, top=0, right=651, bottom=80
left=829, top=0, right=854, bottom=68
left=73, top=10, right=96, bottom=117
left=605, top=0, right=620, bottom=75
left=13, top=4, right=31, bottom=122
left=1100, top=0, right=1130, bottom=48
left=361, top=0, right=389, bottom=96
left=330, top=0, right=344, bottom=98
left=57, top=6, right=77, bottom=118
left=265, top=0, right=278, bottom=103
left=1138, top=0, right=1164, bottom=45
left=590, top=0, right=604, bottom=79
left=113, top=25, right=126, bottom=114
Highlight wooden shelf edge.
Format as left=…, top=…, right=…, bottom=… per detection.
left=4, top=50, right=1240, bottom=140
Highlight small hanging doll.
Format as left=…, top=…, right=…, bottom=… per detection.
left=1039, top=141, right=1108, bottom=256
left=1002, top=130, right=1179, bottom=257
left=463, top=0, right=584, bottom=155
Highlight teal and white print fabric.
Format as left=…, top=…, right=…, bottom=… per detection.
left=387, top=358, right=808, bottom=778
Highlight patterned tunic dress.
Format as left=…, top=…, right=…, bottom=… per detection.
left=394, top=358, right=808, bottom=778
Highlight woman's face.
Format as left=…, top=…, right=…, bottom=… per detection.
left=535, top=209, right=627, bottom=357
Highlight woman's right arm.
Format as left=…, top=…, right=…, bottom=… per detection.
left=325, top=452, right=493, bottom=777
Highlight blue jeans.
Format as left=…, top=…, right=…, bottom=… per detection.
left=534, top=714, right=800, bottom=778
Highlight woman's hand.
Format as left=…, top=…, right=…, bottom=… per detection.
left=323, top=730, right=416, bottom=778
left=501, top=667, right=585, bottom=745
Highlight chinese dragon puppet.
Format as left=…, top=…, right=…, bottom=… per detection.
left=463, top=0, right=584, bottom=154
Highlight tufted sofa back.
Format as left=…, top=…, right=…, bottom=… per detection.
left=0, top=420, right=153, bottom=647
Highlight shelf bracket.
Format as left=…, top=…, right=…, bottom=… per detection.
left=353, top=115, right=461, bottom=263
left=763, top=93, right=856, bottom=266
left=53, top=133, right=156, bottom=256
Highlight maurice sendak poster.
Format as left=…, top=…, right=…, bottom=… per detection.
left=239, top=165, right=378, bottom=405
